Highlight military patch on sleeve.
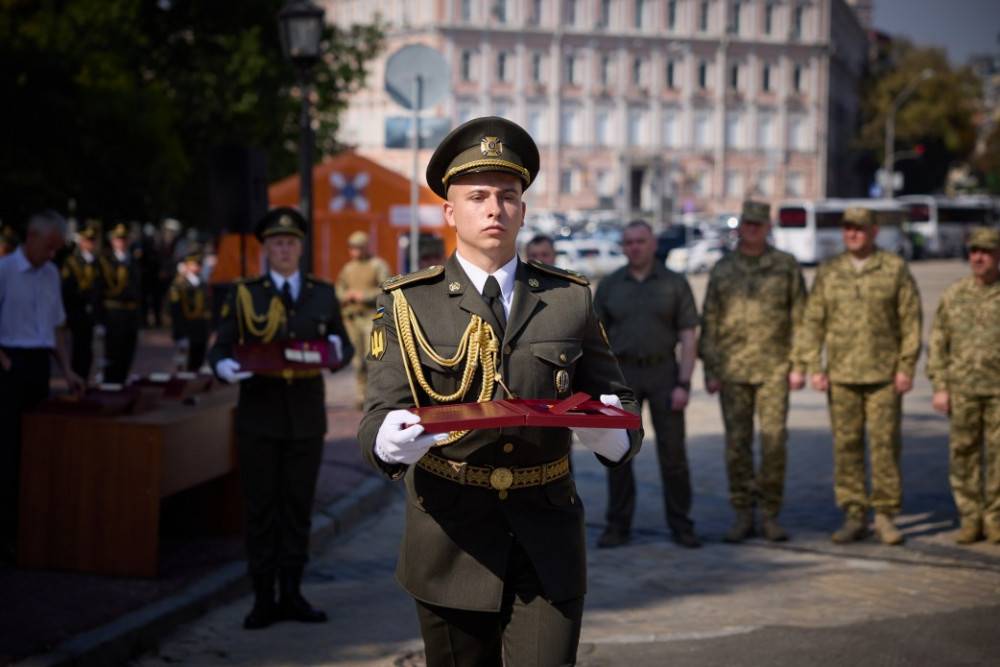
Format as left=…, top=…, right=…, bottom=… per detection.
left=369, top=325, right=386, bottom=360
left=372, top=306, right=384, bottom=321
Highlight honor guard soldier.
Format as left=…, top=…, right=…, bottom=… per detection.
left=99, top=223, right=142, bottom=384
left=208, top=207, right=353, bottom=631
left=336, top=230, right=390, bottom=408
left=700, top=201, right=807, bottom=543
left=61, top=221, right=103, bottom=382
left=928, top=227, right=1000, bottom=544
left=358, top=117, right=642, bottom=666
left=793, top=207, right=922, bottom=546
left=168, top=244, right=211, bottom=372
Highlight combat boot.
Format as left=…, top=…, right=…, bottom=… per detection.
left=278, top=566, right=328, bottom=623
left=243, top=572, right=278, bottom=630
left=724, top=509, right=755, bottom=543
left=761, top=515, right=789, bottom=542
left=873, top=513, right=904, bottom=546
left=955, top=519, right=982, bottom=545
left=831, top=514, right=868, bottom=544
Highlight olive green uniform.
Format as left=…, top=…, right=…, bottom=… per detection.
left=700, top=247, right=806, bottom=517
left=98, top=250, right=142, bottom=384
left=168, top=275, right=212, bottom=371
left=594, top=262, right=699, bottom=537
left=61, top=249, right=102, bottom=380
left=358, top=256, right=642, bottom=661
left=336, top=255, right=390, bottom=405
left=208, top=274, right=352, bottom=577
left=795, top=249, right=922, bottom=518
left=928, top=275, right=1000, bottom=531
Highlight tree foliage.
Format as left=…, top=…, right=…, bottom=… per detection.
left=0, top=0, right=384, bottom=228
left=857, top=40, right=980, bottom=194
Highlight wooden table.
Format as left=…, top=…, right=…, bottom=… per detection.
left=17, top=386, right=242, bottom=577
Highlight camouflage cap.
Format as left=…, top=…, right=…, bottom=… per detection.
left=966, top=226, right=1000, bottom=251
left=426, top=116, right=540, bottom=200
left=740, top=200, right=771, bottom=224
left=842, top=207, right=874, bottom=227
left=255, top=206, right=306, bottom=242
left=347, top=230, right=369, bottom=247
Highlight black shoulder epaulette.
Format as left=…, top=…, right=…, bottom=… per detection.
left=241, top=274, right=267, bottom=286
left=381, top=264, right=445, bottom=291
left=527, top=259, right=589, bottom=286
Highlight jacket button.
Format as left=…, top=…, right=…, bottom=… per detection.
left=559, top=352, right=567, bottom=363
left=504, top=345, right=512, bottom=355
left=498, top=490, right=508, bottom=500
left=503, top=442, right=514, bottom=454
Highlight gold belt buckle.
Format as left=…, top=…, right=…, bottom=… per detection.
left=489, top=467, right=514, bottom=491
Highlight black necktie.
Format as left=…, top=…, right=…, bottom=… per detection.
left=281, top=281, right=294, bottom=310
left=483, top=275, right=506, bottom=335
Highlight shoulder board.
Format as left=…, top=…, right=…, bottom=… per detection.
left=527, top=259, right=589, bottom=286
left=381, top=265, right=445, bottom=291
left=241, top=274, right=267, bottom=285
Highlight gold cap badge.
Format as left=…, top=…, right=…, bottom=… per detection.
left=481, top=136, right=503, bottom=157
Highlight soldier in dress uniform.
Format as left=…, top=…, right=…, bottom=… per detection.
left=168, top=244, right=211, bottom=372
left=336, top=230, right=390, bottom=408
left=61, top=221, right=103, bottom=382
left=700, top=200, right=807, bottom=542
left=793, top=206, right=922, bottom=546
left=927, top=227, right=1000, bottom=544
left=208, top=207, right=353, bottom=630
left=99, top=223, right=142, bottom=383
left=358, top=116, right=642, bottom=666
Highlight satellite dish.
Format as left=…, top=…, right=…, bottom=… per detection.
left=385, top=44, right=450, bottom=111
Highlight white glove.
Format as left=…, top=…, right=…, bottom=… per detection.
left=327, top=334, right=343, bottom=362
left=573, top=394, right=630, bottom=463
left=215, top=358, right=252, bottom=383
left=375, top=410, right=447, bottom=465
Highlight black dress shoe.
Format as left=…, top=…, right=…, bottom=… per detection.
left=243, top=572, right=278, bottom=630
left=278, top=566, right=328, bottom=623
left=672, top=530, right=702, bottom=549
left=597, top=527, right=630, bottom=548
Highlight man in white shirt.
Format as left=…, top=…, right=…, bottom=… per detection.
left=0, top=210, right=84, bottom=559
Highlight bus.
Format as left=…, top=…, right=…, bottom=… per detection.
left=773, top=199, right=910, bottom=265
left=897, top=195, right=996, bottom=258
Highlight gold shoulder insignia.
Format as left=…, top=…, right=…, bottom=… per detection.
left=526, top=259, right=589, bottom=286
left=381, top=265, right=445, bottom=291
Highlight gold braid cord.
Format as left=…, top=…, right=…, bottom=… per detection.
left=392, top=289, right=499, bottom=446
left=180, top=287, right=205, bottom=320
left=67, top=257, right=96, bottom=291
left=236, top=283, right=285, bottom=343
left=99, top=258, right=128, bottom=298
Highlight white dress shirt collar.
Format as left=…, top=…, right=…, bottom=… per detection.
left=269, top=269, right=301, bottom=301
left=455, top=251, right=518, bottom=315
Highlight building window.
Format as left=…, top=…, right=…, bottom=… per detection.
left=729, top=64, right=739, bottom=90
left=793, top=64, right=803, bottom=93
left=756, top=110, right=775, bottom=148
left=460, top=0, right=472, bottom=22
left=787, top=113, right=807, bottom=150
left=725, top=111, right=744, bottom=148
left=564, top=0, right=577, bottom=25
left=728, top=1, right=741, bottom=34
left=667, top=0, right=677, bottom=29
left=566, top=55, right=578, bottom=85
left=725, top=170, right=744, bottom=198
left=627, top=108, right=647, bottom=145
left=595, top=110, right=612, bottom=146
left=527, top=109, right=547, bottom=142
left=494, top=0, right=507, bottom=23
left=762, top=64, right=771, bottom=92
left=756, top=170, right=774, bottom=196
left=560, top=108, right=578, bottom=144
left=632, top=57, right=644, bottom=86
left=601, top=54, right=613, bottom=86
left=528, top=0, right=543, bottom=25
left=598, top=0, right=612, bottom=27
left=532, top=52, right=544, bottom=83
left=597, top=169, right=614, bottom=197
left=457, top=103, right=476, bottom=124
left=699, top=1, right=710, bottom=32
left=786, top=171, right=805, bottom=196
left=460, top=50, right=473, bottom=81
left=693, top=171, right=712, bottom=196
left=666, top=60, right=676, bottom=89
left=694, top=110, right=711, bottom=148
left=698, top=60, right=708, bottom=89
left=560, top=169, right=575, bottom=194
left=792, top=4, right=804, bottom=39
left=764, top=2, right=774, bottom=35
left=663, top=108, right=680, bottom=147
left=493, top=100, right=510, bottom=118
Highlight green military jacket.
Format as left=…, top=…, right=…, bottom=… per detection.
left=699, top=247, right=806, bottom=384
left=208, top=273, right=353, bottom=439
left=98, top=251, right=142, bottom=316
left=336, top=256, right=391, bottom=319
left=168, top=275, right=212, bottom=344
left=795, top=249, right=922, bottom=384
left=357, top=254, right=642, bottom=611
left=927, top=275, right=1000, bottom=396
left=61, top=249, right=102, bottom=327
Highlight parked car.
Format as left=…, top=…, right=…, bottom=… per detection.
left=554, top=238, right=625, bottom=279
left=666, top=237, right=728, bottom=274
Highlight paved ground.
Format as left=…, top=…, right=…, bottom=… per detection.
left=132, top=260, right=1000, bottom=666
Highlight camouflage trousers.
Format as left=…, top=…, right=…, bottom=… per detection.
left=344, top=312, right=374, bottom=406
left=948, top=392, right=1000, bottom=528
left=828, top=382, right=902, bottom=517
left=719, top=377, right=789, bottom=516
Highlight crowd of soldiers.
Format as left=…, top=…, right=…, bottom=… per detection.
left=607, top=200, right=1000, bottom=549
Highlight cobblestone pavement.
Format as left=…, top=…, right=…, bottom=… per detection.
left=134, top=260, right=1000, bottom=666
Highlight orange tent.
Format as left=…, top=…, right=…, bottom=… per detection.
left=212, top=151, right=453, bottom=284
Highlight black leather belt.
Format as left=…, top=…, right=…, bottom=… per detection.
left=615, top=353, right=670, bottom=368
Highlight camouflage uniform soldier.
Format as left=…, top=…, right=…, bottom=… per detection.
left=336, top=231, right=390, bottom=408
left=700, top=200, right=807, bottom=542
left=927, top=227, right=1000, bottom=544
left=794, top=207, right=922, bottom=546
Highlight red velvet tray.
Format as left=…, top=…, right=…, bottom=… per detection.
left=36, top=386, right=161, bottom=416
left=133, top=373, right=214, bottom=400
left=409, top=392, right=639, bottom=434
left=234, top=339, right=341, bottom=373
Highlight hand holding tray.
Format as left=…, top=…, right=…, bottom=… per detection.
left=234, top=338, right=342, bottom=373
left=409, top=392, right=639, bottom=434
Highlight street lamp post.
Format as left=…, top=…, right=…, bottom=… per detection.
left=883, top=68, right=934, bottom=199
left=278, top=0, right=326, bottom=273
